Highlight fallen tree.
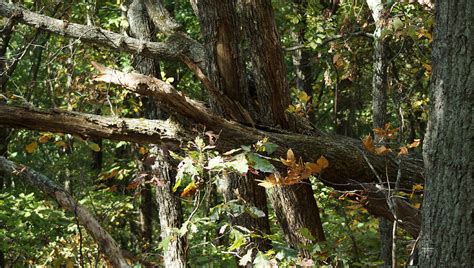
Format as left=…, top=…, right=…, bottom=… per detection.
left=0, top=1, right=424, bottom=237
left=0, top=64, right=423, bottom=235
left=0, top=157, right=129, bottom=267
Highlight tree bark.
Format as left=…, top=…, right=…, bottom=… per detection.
left=419, top=0, right=474, bottom=266
left=367, top=0, right=393, bottom=265
left=239, top=1, right=327, bottom=257
left=196, top=1, right=272, bottom=258
left=0, top=157, right=129, bottom=268
left=127, top=1, right=187, bottom=265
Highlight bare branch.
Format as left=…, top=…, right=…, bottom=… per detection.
left=0, top=1, right=204, bottom=65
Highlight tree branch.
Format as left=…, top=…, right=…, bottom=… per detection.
left=0, top=1, right=204, bottom=66
left=0, top=157, right=129, bottom=267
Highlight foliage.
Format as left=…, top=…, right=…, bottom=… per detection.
left=0, top=0, right=432, bottom=266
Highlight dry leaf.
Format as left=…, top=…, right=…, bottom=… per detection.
left=362, top=135, right=375, bottom=153
left=374, top=146, right=392, bottom=155
left=398, top=146, right=408, bottom=156
left=408, top=139, right=421, bottom=148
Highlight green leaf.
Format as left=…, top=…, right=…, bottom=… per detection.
left=263, top=142, right=278, bottom=155
left=299, top=227, right=316, bottom=241
left=247, top=153, right=274, bottom=173
left=87, top=141, right=101, bottom=152
left=229, top=230, right=246, bottom=251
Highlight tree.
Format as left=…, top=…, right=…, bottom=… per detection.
left=0, top=0, right=437, bottom=266
left=419, top=0, right=473, bottom=266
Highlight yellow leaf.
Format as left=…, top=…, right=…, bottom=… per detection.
left=257, top=179, right=277, bottom=188
left=25, top=141, right=38, bottom=154
left=413, top=203, right=421, bottom=209
left=316, top=155, right=329, bottom=169
left=181, top=181, right=197, bottom=197
left=287, top=149, right=295, bottom=162
left=374, top=146, right=392, bottom=155
left=412, top=184, right=424, bottom=191
left=138, top=147, right=147, bottom=155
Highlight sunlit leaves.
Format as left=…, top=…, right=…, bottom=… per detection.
left=258, top=149, right=329, bottom=188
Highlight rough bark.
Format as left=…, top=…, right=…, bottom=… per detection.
left=367, top=0, right=393, bottom=265
left=152, top=147, right=188, bottom=267
left=419, top=0, right=474, bottom=266
left=239, top=0, right=290, bottom=129
left=127, top=1, right=187, bottom=265
left=196, top=0, right=271, bottom=255
left=127, top=0, right=157, bottom=248
left=0, top=157, right=129, bottom=268
left=239, top=0, right=327, bottom=256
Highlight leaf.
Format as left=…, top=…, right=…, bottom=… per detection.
left=246, top=206, right=266, bottom=218
left=180, top=181, right=197, bottom=198
left=316, top=155, right=329, bottom=169
left=25, top=141, right=38, bottom=154
left=207, top=156, right=225, bottom=170
left=138, top=147, right=147, bottom=155
left=257, top=179, right=277, bottom=188
left=412, top=184, right=424, bottom=191
left=263, top=142, right=278, bottom=155
left=229, top=230, right=245, bottom=251
left=408, top=139, right=421, bottom=148
left=374, top=145, right=392, bottom=155
left=299, top=227, right=316, bottom=241
left=286, top=148, right=295, bottom=162
left=38, top=134, right=51, bottom=144
left=398, top=146, right=408, bottom=156
left=247, top=153, right=275, bottom=173
left=362, top=135, right=375, bottom=153
left=88, top=141, right=101, bottom=152
left=239, top=249, right=253, bottom=266
left=227, top=153, right=248, bottom=174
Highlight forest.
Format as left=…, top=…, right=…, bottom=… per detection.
left=0, top=0, right=472, bottom=267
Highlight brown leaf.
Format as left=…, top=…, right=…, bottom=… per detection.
left=374, top=146, right=392, bottom=155
left=362, top=135, right=375, bottom=153
left=398, top=146, right=409, bottom=156
left=316, top=155, right=329, bottom=169
left=408, top=139, right=421, bottom=148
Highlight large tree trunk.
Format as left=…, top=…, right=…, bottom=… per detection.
left=196, top=0, right=271, bottom=255
left=419, top=0, right=473, bottom=266
left=127, top=1, right=187, bottom=266
left=239, top=0, right=326, bottom=257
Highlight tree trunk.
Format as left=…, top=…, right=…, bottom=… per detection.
left=366, top=0, right=393, bottom=266
left=196, top=0, right=272, bottom=255
left=239, top=0, right=327, bottom=250
left=419, top=0, right=474, bottom=266
left=127, top=0, right=187, bottom=265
